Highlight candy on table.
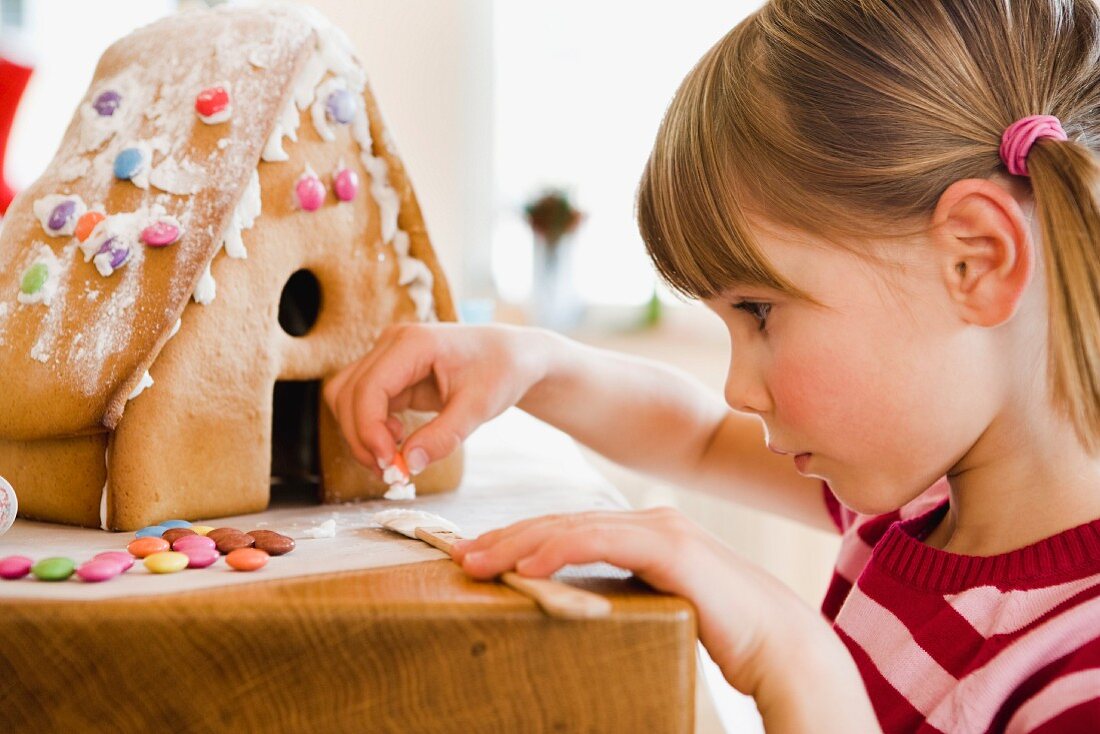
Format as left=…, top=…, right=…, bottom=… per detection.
left=140, top=219, right=181, bottom=247
left=172, top=534, right=215, bottom=553
left=180, top=546, right=219, bottom=569
left=134, top=524, right=169, bottom=539
left=214, top=532, right=254, bottom=555
left=295, top=168, right=325, bottom=211
left=0, top=555, right=32, bottom=580
left=247, top=530, right=295, bottom=556
left=93, top=551, right=134, bottom=572
left=31, top=557, right=76, bottom=582
left=76, top=559, right=124, bottom=583
left=74, top=211, right=106, bottom=243
left=325, top=89, right=356, bottom=125
left=333, top=167, right=359, bottom=202
left=144, top=551, right=189, bottom=574
left=92, top=90, right=121, bottom=116
left=195, top=85, right=231, bottom=124
left=127, top=536, right=170, bottom=558
left=226, top=547, right=269, bottom=572
left=161, top=527, right=196, bottom=545
left=189, top=525, right=215, bottom=536
left=160, top=519, right=192, bottom=529
left=113, top=147, right=146, bottom=181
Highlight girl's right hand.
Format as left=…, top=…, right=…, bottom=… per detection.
left=322, top=323, right=551, bottom=478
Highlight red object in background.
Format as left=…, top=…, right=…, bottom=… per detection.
left=0, top=56, right=33, bottom=214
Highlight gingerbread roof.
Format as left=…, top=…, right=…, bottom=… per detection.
left=0, top=5, right=446, bottom=441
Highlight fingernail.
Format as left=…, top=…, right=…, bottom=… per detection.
left=406, top=447, right=428, bottom=475
left=452, top=539, right=471, bottom=552
left=465, top=551, right=485, bottom=564
left=376, top=455, right=391, bottom=470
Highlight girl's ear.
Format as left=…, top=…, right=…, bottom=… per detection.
left=931, top=178, right=1035, bottom=327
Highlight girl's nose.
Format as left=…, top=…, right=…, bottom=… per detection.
left=723, top=355, right=770, bottom=415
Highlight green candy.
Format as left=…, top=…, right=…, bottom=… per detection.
left=31, top=556, right=75, bottom=581
left=20, top=263, right=49, bottom=296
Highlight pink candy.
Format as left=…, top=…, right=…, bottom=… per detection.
left=94, top=551, right=134, bottom=572
left=172, top=534, right=215, bottom=552
left=295, top=173, right=326, bottom=212
left=333, top=168, right=359, bottom=202
left=0, top=555, right=32, bottom=580
left=76, top=558, right=124, bottom=583
left=141, top=220, right=181, bottom=247
left=181, top=546, right=219, bottom=569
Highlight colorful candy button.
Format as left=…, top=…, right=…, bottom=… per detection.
left=181, top=547, right=219, bottom=569
left=247, top=530, right=295, bottom=556
left=325, top=89, right=356, bottom=124
left=161, top=528, right=196, bottom=545
left=76, top=559, right=123, bottom=583
left=172, top=535, right=215, bottom=553
left=140, top=220, right=181, bottom=247
left=226, top=547, right=269, bottom=572
left=134, top=524, right=168, bottom=539
left=333, top=168, right=359, bottom=202
left=95, top=237, right=132, bottom=271
left=48, top=199, right=78, bottom=232
left=295, top=172, right=325, bottom=211
left=93, top=551, right=134, bottom=572
left=75, top=211, right=105, bottom=243
left=195, top=85, right=230, bottom=123
left=127, top=537, right=170, bottom=558
left=20, top=263, right=48, bottom=297
left=31, top=557, right=76, bottom=581
left=144, top=551, right=189, bottom=574
left=190, top=525, right=215, bottom=536
left=160, top=519, right=192, bottom=529
left=0, top=555, right=33, bottom=580
left=113, top=147, right=145, bottom=180
left=214, top=532, right=254, bottom=555
left=93, top=90, right=121, bottom=117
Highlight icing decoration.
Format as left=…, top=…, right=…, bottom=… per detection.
left=128, top=371, right=154, bottom=400
left=113, top=147, right=146, bottom=181
left=193, top=264, right=216, bottom=304
left=32, top=194, right=87, bottom=237
left=325, top=89, right=355, bottom=125
left=17, top=245, right=61, bottom=306
left=79, top=205, right=160, bottom=277
left=333, top=167, right=359, bottom=202
left=222, top=170, right=261, bottom=260
left=92, top=90, right=121, bottom=116
left=140, top=219, right=181, bottom=247
left=295, top=168, right=325, bottom=211
left=75, top=211, right=106, bottom=243
left=195, top=85, right=231, bottom=124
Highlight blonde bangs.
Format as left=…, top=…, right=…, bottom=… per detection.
left=636, top=21, right=809, bottom=303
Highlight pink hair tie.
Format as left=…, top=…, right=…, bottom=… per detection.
left=1000, top=114, right=1068, bottom=177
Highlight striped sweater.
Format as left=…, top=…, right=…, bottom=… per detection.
left=821, top=479, right=1100, bottom=732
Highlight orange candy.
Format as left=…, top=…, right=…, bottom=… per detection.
left=225, top=547, right=269, bottom=572
left=127, top=536, right=170, bottom=558
left=74, top=211, right=105, bottom=243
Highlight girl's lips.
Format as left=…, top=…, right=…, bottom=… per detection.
left=794, top=453, right=812, bottom=473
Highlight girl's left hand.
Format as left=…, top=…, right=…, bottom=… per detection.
left=449, top=506, right=839, bottom=699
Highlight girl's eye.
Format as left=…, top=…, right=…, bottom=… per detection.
left=732, top=301, right=771, bottom=331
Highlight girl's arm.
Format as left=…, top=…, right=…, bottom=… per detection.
left=518, top=330, right=834, bottom=532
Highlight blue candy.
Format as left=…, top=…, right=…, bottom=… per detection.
left=325, top=89, right=356, bottom=125
left=160, top=519, right=192, bottom=529
left=134, top=525, right=168, bottom=539
left=113, top=147, right=145, bottom=180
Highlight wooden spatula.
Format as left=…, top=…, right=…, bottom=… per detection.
left=374, top=509, right=613, bottom=620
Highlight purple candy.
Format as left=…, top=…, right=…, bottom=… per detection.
left=109, top=246, right=131, bottom=269
left=93, top=90, right=121, bottom=117
left=181, top=546, right=219, bottom=569
left=0, top=555, right=33, bottom=580
left=76, top=559, right=123, bottom=583
left=325, top=89, right=355, bottom=124
left=172, top=535, right=215, bottom=552
left=93, top=551, right=134, bottom=572
left=140, top=221, right=180, bottom=247
left=48, top=200, right=76, bottom=232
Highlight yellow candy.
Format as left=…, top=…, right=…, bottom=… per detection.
left=144, top=551, right=189, bottom=574
left=189, top=525, right=216, bottom=536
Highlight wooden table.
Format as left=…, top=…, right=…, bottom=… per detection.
left=0, top=412, right=697, bottom=733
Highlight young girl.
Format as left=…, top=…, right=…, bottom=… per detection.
left=325, top=0, right=1100, bottom=730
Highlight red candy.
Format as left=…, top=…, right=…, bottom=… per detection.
left=195, top=86, right=230, bottom=119
left=140, top=220, right=181, bottom=247
left=93, top=551, right=134, bottom=572
left=333, top=168, right=359, bottom=202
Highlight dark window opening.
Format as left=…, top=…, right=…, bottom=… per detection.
left=278, top=269, right=322, bottom=337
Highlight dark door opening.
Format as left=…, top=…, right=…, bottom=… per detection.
left=271, top=380, right=321, bottom=503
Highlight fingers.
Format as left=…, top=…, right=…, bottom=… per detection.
left=399, top=391, right=491, bottom=474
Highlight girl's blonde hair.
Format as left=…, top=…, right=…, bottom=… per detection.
left=638, top=0, right=1100, bottom=451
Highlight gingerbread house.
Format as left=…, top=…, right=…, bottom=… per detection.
left=0, top=4, right=464, bottom=531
